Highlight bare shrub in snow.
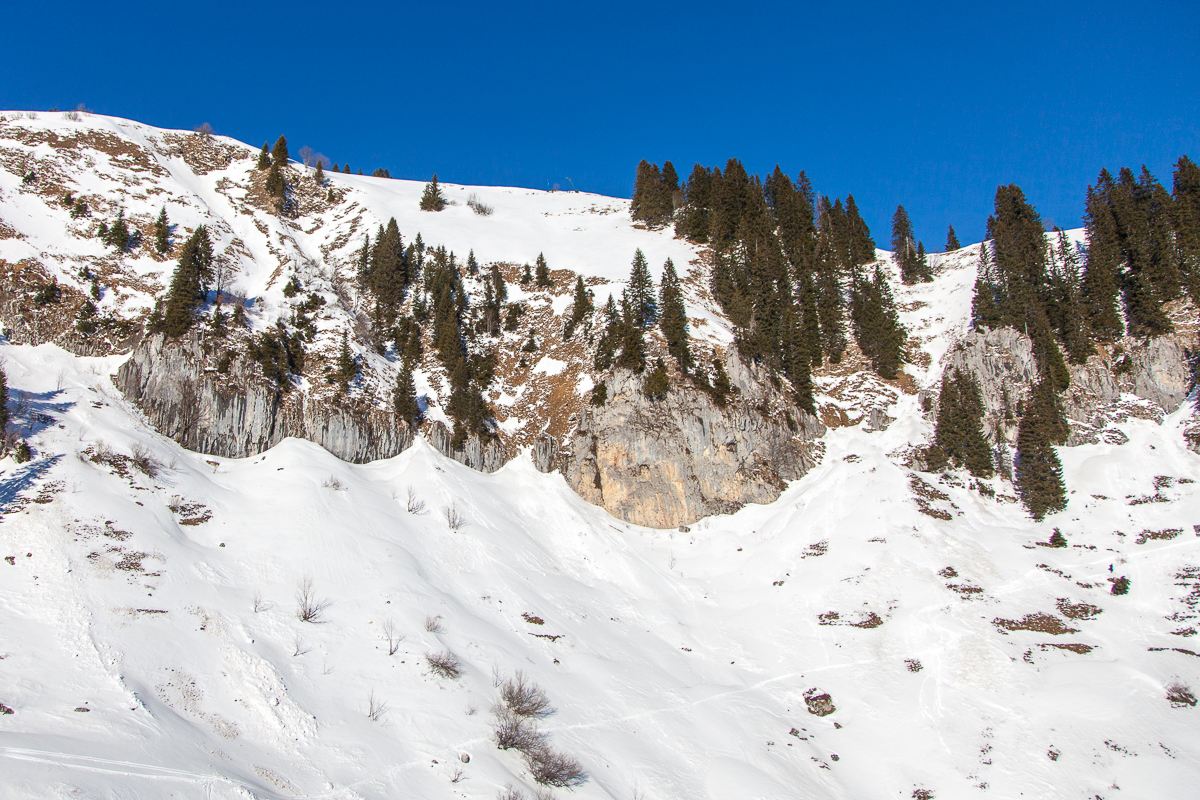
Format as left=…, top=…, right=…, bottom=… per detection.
left=292, top=633, right=311, bottom=656
left=425, top=615, right=444, bottom=633
left=426, top=650, right=463, bottom=679
left=524, top=745, right=587, bottom=788
left=468, top=193, right=494, bottom=216
left=449, top=766, right=464, bottom=783
left=500, top=671, right=555, bottom=718
left=194, top=122, right=213, bottom=137
left=532, top=788, right=555, bottom=800
left=129, top=443, right=162, bottom=478
left=382, top=618, right=402, bottom=655
left=498, top=785, right=526, bottom=800
left=296, top=577, right=331, bottom=623
left=492, top=707, right=546, bottom=753
left=252, top=590, right=265, bottom=613
left=406, top=486, right=425, bottom=514
left=1167, top=680, right=1197, bottom=707
left=445, top=502, right=466, bottom=530
left=322, top=475, right=345, bottom=490
left=367, top=689, right=389, bottom=721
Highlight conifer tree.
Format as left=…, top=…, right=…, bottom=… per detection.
left=394, top=361, right=422, bottom=427
left=711, top=357, right=732, bottom=407
left=535, top=253, right=551, bottom=287
left=257, top=143, right=270, bottom=170
left=945, top=225, right=961, bottom=252
left=419, top=174, right=446, bottom=211
left=1016, top=381, right=1068, bottom=520
left=616, top=291, right=647, bottom=372
left=915, top=242, right=931, bottom=282
left=1173, top=155, right=1200, bottom=300
left=342, top=164, right=351, bottom=174
left=333, top=332, right=357, bottom=392
left=593, top=295, right=620, bottom=370
left=271, top=135, right=289, bottom=167
left=934, top=369, right=993, bottom=477
left=675, top=164, right=713, bottom=242
left=1047, top=228, right=1094, bottom=363
left=644, top=357, right=669, bottom=400
left=658, top=258, right=692, bottom=373
left=163, top=226, right=213, bottom=337
left=892, top=205, right=921, bottom=284
left=314, top=161, right=325, bottom=185
left=154, top=207, right=170, bottom=254
left=265, top=160, right=285, bottom=200
left=467, top=249, right=478, bottom=275
left=565, top=275, right=594, bottom=341
left=520, top=263, right=531, bottom=284
left=843, top=195, right=876, bottom=266
left=626, top=249, right=657, bottom=328
left=971, top=242, right=1003, bottom=330
left=107, top=210, right=130, bottom=252
left=850, top=264, right=906, bottom=379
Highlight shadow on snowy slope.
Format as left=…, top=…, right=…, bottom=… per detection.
left=8, top=389, right=73, bottom=438
left=0, top=454, right=63, bottom=513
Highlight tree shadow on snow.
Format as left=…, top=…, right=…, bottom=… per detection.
left=0, top=454, right=63, bottom=513
left=9, top=389, right=74, bottom=438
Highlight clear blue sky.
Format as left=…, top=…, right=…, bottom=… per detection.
left=3, top=1, right=1197, bottom=248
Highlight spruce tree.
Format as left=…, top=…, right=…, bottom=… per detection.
left=163, top=226, right=213, bottom=337
left=658, top=258, right=692, bottom=373
left=711, top=358, right=732, bottom=407
left=154, top=207, right=170, bottom=254
left=420, top=174, right=446, bottom=211
left=257, top=143, right=270, bottom=170
left=107, top=210, right=130, bottom=252
left=1173, top=155, right=1200, bottom=300
left=843, top=195, right=876, bottom=266
left=644, top=357, right=669, bottom=400
left=1016, top=381, right=1068, bottom=520
left=313, top=161, right=325, bottom=185
left=265, top=160, right=286, bottom=200
left=971, top=242, right=1002, bottom=330
left=675, top=164, right=712, bottom=242
left=892, top=205, right=920, bottom=284
left=934, top=369, right=993, bottom=477
left=394, top=362, right=421, bottom=427
left=626, top=249, right=657, bottom=328
left=945, top=225, right=961, bottom=252
left=520, top=263, right=532, bottom=284
left=535, top=252, right=551, bottom=287
left=467, top=249, right=479, bottom=275
left=271, top=135, right=289, bottom=167
left=333, top=332, right=357, bottom=391
left=616, top=292, right=647, bottom=372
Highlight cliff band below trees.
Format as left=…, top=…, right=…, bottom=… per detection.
left=538, top=360, right=827, bottom=528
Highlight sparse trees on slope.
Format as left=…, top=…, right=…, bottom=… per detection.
left=394, top=361, right=422, bottom=427
left=934, top=369, right=992, bottom=477
left=1015, top=381, right=1068, bottom=520
left=154, top=207, right=170, bottom=254
left=946, top=225, right=961, bottom=251
left=626, top=249, right=657, bottom=328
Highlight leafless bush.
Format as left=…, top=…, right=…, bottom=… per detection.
left=367, top=689, right=389, bottom=721
left=194, top=122, right=213, bottom=137
left=445, top=502, right=466, bottom=530
left=64, top=110, right=80, bottom=122
left=252, top=590, right=265, bottom=612
left=425, top=614, right=444, bottom=633
left=296, top=577, right=331, bottom=623
left=299, top=145, right=315, bottom=168
left=406, top=486, right=425, bottom=513
left=322, top=475, right=345, bottom=490
left=449, top=766, right=464, bottom=783
left=492, top=664, right=504, bottom=687
left=501, top=671, right=555, bottom=718
left=498, top=785, right=526, bottom=800
left=1167, top=680, right=1197, bottom=707
left=426, top=650, right=463, bottom=679
left=292, top=633, right=311, bottom=656
left=467, top=193, right=494, bottom=216
left=524, top=745, right=587, bottom=788
left=491, top=707, right=547, bottom=752
left=382, top=618, right=402, bottom=655
left=532, top=788, right=555, bottom=800
left=129, top=443, right=163, bottom=478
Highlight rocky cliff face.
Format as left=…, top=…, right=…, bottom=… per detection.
left=116, top=333, right=413, bottom=464
left=539, top=359, right=826, bottom=528
left=944, top=314, right=1196, bottom=447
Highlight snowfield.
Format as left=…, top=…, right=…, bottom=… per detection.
left=0, top=111, right=1199, bottom=799
left=1, top=338, right=1199, bottom=799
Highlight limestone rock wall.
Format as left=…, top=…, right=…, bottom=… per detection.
left=542, top=362, right=825, bottom=528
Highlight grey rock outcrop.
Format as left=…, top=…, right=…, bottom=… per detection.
left=945, top=325, right=1195, bottom=445
left=425, top=421, right=509, bottom=473
left=116, top=333, right=412, bottom=463
left=544, top=362, right=826, bottom=529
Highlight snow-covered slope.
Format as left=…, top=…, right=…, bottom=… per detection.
left=3, top=335, right=1200, bottom=799
left=2, top=111, right=1200, bottom=799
